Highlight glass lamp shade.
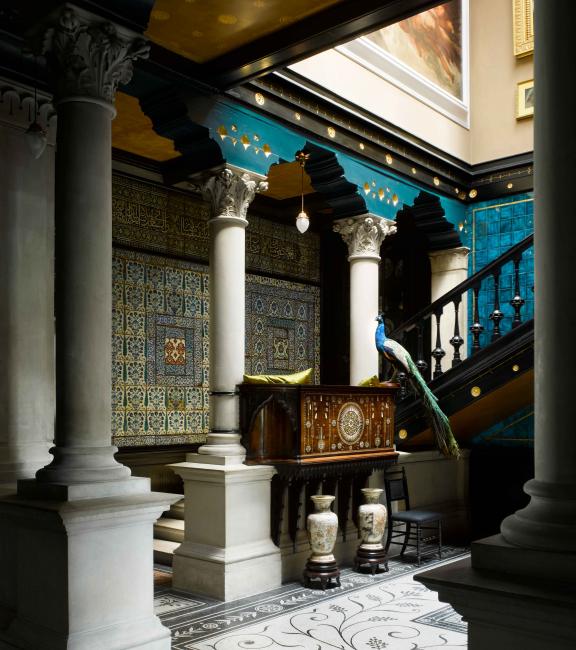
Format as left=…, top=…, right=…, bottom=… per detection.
left=296, top=210, right=310, bottom=234
left=25, top=121, right=47, bottom=159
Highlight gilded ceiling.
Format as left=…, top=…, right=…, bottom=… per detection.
left=145, top=0, right=343, bottom=63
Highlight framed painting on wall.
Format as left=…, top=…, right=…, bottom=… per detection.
left=336, top=0, right=470, bottom=127
left=513, top=0, right=534, bottom=58
left=516, top=79, right=534, bottom=119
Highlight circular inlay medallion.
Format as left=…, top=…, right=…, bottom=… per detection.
left=337, top=402, right=365, bottom=445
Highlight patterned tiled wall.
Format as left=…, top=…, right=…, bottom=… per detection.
left=462, top=193, right=534, bottom=348
left=112, top=254, right=321, bottom=447
left=112, top=249, right=210, bottom=447
left=111, top=174, right=322, bottom=446
left=245, top=275, right=320, bottom=382
left=112, top=173, right=320, bottom=283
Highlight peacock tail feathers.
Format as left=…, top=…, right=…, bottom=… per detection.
left=406, top=356, right=460, bottom=459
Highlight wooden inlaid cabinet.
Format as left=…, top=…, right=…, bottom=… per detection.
left=239, top=384, right=398, bottom=464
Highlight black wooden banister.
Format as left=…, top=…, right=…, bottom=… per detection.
left=390, top=234, right=534, bottom=338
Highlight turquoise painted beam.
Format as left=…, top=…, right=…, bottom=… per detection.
left=197, top=98, right=465, bottom=225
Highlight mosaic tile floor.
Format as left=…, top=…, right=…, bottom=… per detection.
left=155, top=548, right=469, bottom=649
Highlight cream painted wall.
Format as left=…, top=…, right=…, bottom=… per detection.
left=470, top=0, right=533, bottom=163
left=289, top=50, right=471, bottom=162
left=289, top=0, right=534, bottom=165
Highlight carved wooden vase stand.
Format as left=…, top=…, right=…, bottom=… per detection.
left=354, top=487, right=389, bottom=574
left=303, top=495, right=341, bottom=589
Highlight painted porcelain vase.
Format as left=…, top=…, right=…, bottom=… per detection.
left=358, top=488, right=387, bottom=550
left=307, top=495, right=338, bottom=563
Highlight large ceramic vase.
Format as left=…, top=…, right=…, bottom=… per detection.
left=306, top=495, right=338, bottom=563
left=358, top=488, right=387, bottom=550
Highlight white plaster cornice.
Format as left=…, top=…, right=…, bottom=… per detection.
left=429, top=246, right=471, bottom=274
left=333, top=214, right=397, bottom=261
left=32, top=5, right=149, bottom=106
left=195, top=167, right=268, bottom=224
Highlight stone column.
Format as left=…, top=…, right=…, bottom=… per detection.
left=429, top=247, right=470, bottom=367
left=334, top=215, right=397, bottom=385
left=416, top=4, right=576, bottom=649
left=500, top=0, right=576, bottom=553
left=0, top=86, right=55, bottom=492
left=0, top=8, right=178, bottom=649
left=196, top=168, right=267, bottom=461
left=170, top=167, right=280, bottom=601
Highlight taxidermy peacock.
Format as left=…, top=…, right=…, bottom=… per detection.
left=375, top=314, right=460, bottom=459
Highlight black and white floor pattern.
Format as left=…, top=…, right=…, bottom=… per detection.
left=155, top=548, right=469, bottom=650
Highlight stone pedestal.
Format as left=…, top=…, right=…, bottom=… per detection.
left=171, top=457, right=281, bottom=601
left=333, top=215, right=397, bottom=385
left=0, top=481, right=178, bottom=650
left=429, top=247, right=469, bottom=366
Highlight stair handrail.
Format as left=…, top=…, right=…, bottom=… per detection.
left=389, top=233, right=534, bottom=338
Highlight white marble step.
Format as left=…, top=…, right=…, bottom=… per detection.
left=153, top=538, right=180, bottom=566
left=154, top=517, right=185, bottom=543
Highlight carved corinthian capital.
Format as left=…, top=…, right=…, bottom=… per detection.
left=37, top=6, right=149, bottom=104
left=199, top=168, right=268, bottom=224
left=333, top=215, right=397, bottom=261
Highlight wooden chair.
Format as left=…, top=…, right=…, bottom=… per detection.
left=383, top=466, right=442, bottom=566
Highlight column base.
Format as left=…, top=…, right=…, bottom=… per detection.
left=0, top=441, right=52, bottom=491
left=35, top=445, right=131, bottom=484
left=0, top=480, right=179, bottom=650
left=416, top=535, right=576, bottom=650
left=171, top=457, right=281, bottom=601
left=500, top=479, right=576, bottom=552
left=197, top=432, right=246, bottom=462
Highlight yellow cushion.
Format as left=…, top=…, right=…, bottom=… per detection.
left=243, top=368, right=313, bottom=385
left=357, top=374, right=380, bottom=387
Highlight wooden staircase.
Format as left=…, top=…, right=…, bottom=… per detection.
left=389, top=234, right=534, bottom=449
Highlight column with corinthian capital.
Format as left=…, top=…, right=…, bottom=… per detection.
left=170, top=167, right=280, bottom=601
left=334, top=215, right=397, bottom=384
left=198, top=168, right=267, bottom=460
left=0, top=8, right=177, bottom=649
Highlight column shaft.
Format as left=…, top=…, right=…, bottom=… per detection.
left=501, top=0, right=576, bottom=552
left=208, top=217, right=247, bottom=443
left=196, top=168, right=267, bottom=458
left=0, top=90, right=54, bottom=488
left=349, top=258, right=380, bottom=384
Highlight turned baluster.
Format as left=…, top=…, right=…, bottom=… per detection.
left=489, top=268, right=504, bottom=341
left=431, top=307, right=446, bottom=379
left=416, top=321, right=428, bottom=375
left=450, top=296, right=464, bottom=367
left=470, top=283, right=484, bottom=354
left=397, top=371, right=409, bottom=400
left=510, top=254, right=526, bottom=328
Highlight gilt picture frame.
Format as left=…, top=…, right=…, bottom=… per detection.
left=513, top=0, right=534, bottom=58
left=516, top=79, right=534, bottom=120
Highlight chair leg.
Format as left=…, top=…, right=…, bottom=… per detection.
left=438, top=521, right=442, bottom=560
left=416, top=524, right=421, bottom=566
left=400, top=523, right=411, bottom=556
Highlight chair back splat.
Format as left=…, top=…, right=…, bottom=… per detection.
left=383, top=466, right=443, bottom=566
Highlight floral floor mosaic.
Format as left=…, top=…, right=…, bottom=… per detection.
left=155, top=548, right=468, bottom=649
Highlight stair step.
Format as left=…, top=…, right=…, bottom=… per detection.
left=154, top=517, right=185, bottom=543
left=153, top=539, right=180, bottom=566
left=168, top=498, right=185, bottom=520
